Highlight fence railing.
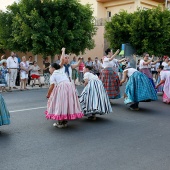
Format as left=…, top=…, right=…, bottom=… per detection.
left=93, top=17, right=111, bottom=26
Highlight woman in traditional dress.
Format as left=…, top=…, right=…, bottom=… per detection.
left=156, top=65, right=170, bottom=104
left=139, top=53, right=159, bottom=87
left=79, top=66, right=112, bottom=120
left=59, top=48, right=82, bottom=83
left=155, top=57, right=170, bottom=93
left=99, top=49, right=121, bottom=100
left=120, top=67, right=157, bottom=110
left=45, top=49, right=83, bottom=128
left=0, top=94, right=10, bottom=127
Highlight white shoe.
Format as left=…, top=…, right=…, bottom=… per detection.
left=53, top=123, right=64, bottom=128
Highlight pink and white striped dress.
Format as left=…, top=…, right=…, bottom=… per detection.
left=45, top=69, right=83, bottom=120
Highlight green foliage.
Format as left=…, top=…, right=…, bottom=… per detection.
left=105, top=10, right=132, bottom=50
left=0, top=0, right=96, bottom=57
left=105, top=7, right=170, bottom=55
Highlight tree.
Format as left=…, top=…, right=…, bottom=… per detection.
left=0, top=0, right=96, bottom=58
left=0, top=10, right=13, bottom=53
left=105, top=7, right=170, bottom=55
left=105, top=10, right=132, bottom=50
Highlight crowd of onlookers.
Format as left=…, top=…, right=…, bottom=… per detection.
left=0, top=52, right=127, bottom=92
left=1, top=51, right=169, bottom=93
left=0, top=52, right=45, bottom=92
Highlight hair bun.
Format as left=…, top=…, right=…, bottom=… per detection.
left=51, top=63, right=61, bottom=70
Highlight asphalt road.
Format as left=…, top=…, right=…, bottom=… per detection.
left=0, top=86, right=170, bottom=170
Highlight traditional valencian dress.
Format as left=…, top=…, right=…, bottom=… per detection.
left=124, top=68, right=157, bottom=107
left=79, top=72, right=112, bottom=116
left=156, top=63, right=170, bottom=94
left=45, top=69, right=83, bottom=121
left=139, top=59, right=155, bottom=88
left=0, top=94, right=10, bottom=126
left=160, top=70, right=170, bottom=103
left=100, top=57, right=120, bottom=99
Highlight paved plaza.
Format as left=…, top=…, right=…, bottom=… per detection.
left=0, top=86, right=170, bottom=170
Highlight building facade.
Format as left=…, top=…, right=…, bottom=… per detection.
left=79, top=0, right=166, bottom=60
left=1, top=0, right=168, bottom=67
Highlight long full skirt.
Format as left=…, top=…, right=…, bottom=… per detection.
left=99, top=67, right=120, bottom=99
left=0, top=94, right=10, bottom=126
left=163, top=76, right=170, bottom=104
left=45, top=81, right=83, bottom=120
left=156, top=76, right=164, bottom=93
left=125, top=72, right=157, bottom=103
left=140, top=68, right=155, bottom=88
left=79, top=79, right=113, bottom=116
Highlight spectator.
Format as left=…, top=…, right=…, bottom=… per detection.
left=15, top=53, right=21, bottom=86
left=56, top=55, right=61, bottom=64
left=78, top=57, right=85, bottom=84
left=43, top=57, right=50, bottom=86
left=0, top=55, right=7, bottom=66
left=100, top=58, right=104, bottom=64
left=20, top=56, right=29, bottom=90
left=151, top=60, right=158, bottom=82
left=85, top=57, right=93, bottom=67
left=70, top=56, right=78, bottom=84
left=27, top=56, right=33, bottom=85
left=30, top=61, right=42, bottom=87
left=93, top=57, right=102, bottom=77
left=6, top=52, right=19, bottom=91
left=70, top=56, right=77, bottom=65
left=0, top=61, right=8, bottom=92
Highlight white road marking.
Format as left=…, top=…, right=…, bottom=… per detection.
left=10, top=106, right=46, bottom=113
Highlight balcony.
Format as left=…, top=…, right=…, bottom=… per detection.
left=93, top=18, right=111, bottom=26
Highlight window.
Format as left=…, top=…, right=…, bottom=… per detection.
left=167, top=2, right=170, bottom=10
left=107, top=11, right=111, bottom=18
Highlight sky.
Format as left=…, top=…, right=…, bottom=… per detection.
left=0, top=0, right=19, bottom=11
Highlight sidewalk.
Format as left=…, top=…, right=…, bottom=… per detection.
left=0, top=85, right=48, bottom=93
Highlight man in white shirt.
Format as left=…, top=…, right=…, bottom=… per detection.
left=6, top=52, right=19, bottom=90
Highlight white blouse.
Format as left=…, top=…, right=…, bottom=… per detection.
left=162, top=62, right=170, bottom=70
left=83, top=72, right=99, bottom=81
left=61, top=66, right=73, bottom=81
left=160, top=71, right=170, bottom=81
left=50, top=69, right=69, bottom=85
left=102, top=57, right=115, bottom=68
left=139, top=59, right=151, bottom=69
left=123, top=68, right=137, bottom=77
left=20, top=61, right=29, bottom=74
